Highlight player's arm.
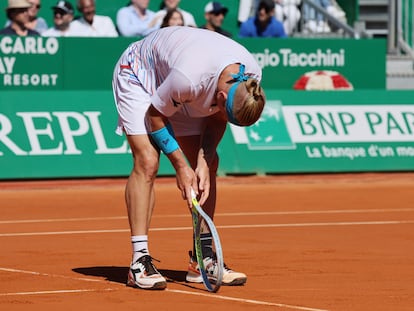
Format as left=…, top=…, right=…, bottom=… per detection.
left=200, top=112, right=227, bottom=165
left=146, top=105, right=197, bottom=209
left=194, top=112, right=227, bottom=204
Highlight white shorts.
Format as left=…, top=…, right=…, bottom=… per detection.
left=112, top=51, right=151, bottom=136
left=112, top=53, right=204, bottom=137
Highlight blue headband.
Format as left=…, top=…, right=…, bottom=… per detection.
left=225, top=64, right=249, bottom=126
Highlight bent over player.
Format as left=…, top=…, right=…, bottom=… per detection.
left=112, top=26, right=266, bottom=290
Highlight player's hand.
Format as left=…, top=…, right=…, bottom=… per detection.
left=195, top=159, right=210, bottom=206
left=175, top=166, right=198, bottom=209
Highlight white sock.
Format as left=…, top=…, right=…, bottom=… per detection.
left=131, top=235, right=149, bottom=262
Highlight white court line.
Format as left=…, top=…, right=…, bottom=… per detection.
left=217, top=208, right=414, bottom=216
left=0, top=267, right=104, bottom=283
left=0, top=216, right=127, bottom=224
left=0, top=288, right=114, bottom=296
left=166, top=289, right=329, bottom=311
left=1, top=208, right=414, bottom=224
left=0, top=267, right=329, bottom=311
left=0, top=220, right=413, bottom=237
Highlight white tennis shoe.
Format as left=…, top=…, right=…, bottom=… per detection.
left=186, top=252, right=247, bottom=286
left=127, top=255, right=167, bottom=290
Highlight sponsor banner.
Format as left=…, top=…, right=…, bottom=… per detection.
left=249, top=38, right=386, bottom=89
left=0, top=36, right=386, bottom=91
left=0, top=36, right=61, bottom=88
left=244, top=104, right=414, bottom=144
left=0, top=91, right=174, bottom=179
left=287, top=105, right=414, bottom=142
left=1, top=90, right=413, bottom=180
left=221, top=90, right=414, bottom=174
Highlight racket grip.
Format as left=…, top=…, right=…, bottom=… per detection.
left=190, top=188, right=197, bottom=199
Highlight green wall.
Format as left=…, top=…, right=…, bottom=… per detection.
left=1, top=89, right=414, bottom=180
left=0, top=36, right=386, bottom=91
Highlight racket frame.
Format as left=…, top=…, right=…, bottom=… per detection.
left=191, top=189, right=223, bottom=292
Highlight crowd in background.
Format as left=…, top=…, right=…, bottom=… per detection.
left=0, top=0, right=347, bottom=38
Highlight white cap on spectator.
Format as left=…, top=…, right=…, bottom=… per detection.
left=51, top=0, right=74, bottom=14
left=204, top=1, right=228, bottom=15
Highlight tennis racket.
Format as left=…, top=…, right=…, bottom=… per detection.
left=190, top=188, right=223, bottom=292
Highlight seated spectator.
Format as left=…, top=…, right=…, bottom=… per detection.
left=25, top=0, right=48, bottom=33
left=274, top=0, right=301, bottom=35
left=42, top=0, right=81, bottom=36
left=238, top=0, right=300, bottom=35
left=302, top=0, right=346, bottom=33
left=200, top=1, right=232, bottom=38
left=150, top=0, right=196, bottom=28
left=160, top=8, right=184, bottom=27
left=239, top=0, right=287, bottom=38
left=71, top=0, right=118, bottom=37
left=0, top=0, right=40, bottom=36
left=4, top=0, right=48, bottom=34
left=116, top=0, right=158, bottom=37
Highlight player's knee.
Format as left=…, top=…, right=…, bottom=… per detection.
left=132, top=155, right=159, bottom=182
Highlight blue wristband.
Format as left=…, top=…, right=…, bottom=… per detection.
left=150, top=126, right=179, bottom=154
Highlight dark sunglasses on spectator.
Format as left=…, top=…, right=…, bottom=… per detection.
left=54, top=9, right=67, bottom=16
left=212, top=11, right=226, bottom=17
left=13, top=7, right=29, bottom=14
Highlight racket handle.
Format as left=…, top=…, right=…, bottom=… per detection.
left=190, top=188, right=197, bottom=199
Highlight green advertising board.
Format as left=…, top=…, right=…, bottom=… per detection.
left=219, top=90, right=414, bottom=174
left=1, top=90, right=413, bottom=180
left=0, top=90, right=146, bottom=179
left=0, top=36, right=386, bottom=91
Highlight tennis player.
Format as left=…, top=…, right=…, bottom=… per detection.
left=112, top=26, right=265, bottom=290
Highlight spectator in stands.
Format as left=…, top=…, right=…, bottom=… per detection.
left=238, top=0, right=300, bottom=35
left=200, top=1, right=232, bottom=38
left=150, top=0, right=196, bottom=28
left=116, top=0, right=158, bottom=37
left=160, top=8, right=184, bottom=27
left=3, top=0, right=48, bottom=34
left=42, top=0, right=80, bottom=36
left=0, top=0, right=40, bottom=36
left=25, top=0, right=48, bottom=33
left=238, top=0, right=287, bottom=38
left=302, top=0, right=346, bottom=33
left=71, top=0, right=118, bottom=37
left=274, top=0, right=301, bottom=35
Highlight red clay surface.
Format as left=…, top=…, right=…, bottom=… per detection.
left=1, top=173, right=414, bottom=311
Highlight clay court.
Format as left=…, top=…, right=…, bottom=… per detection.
left=1, top=173, right=413, bottom=311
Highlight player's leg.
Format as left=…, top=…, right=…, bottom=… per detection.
left=178, top=136, right=247, bottom=286
left=125, top=134, right=167, bottom=290
left=112, top=58, right=166, bottom=290
left=124, top=135, right=158, bottom=236
left=170, top=114, right=247, bottom=286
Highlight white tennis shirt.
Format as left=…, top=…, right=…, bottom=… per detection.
left=123, top=26, right=262, bottom=118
